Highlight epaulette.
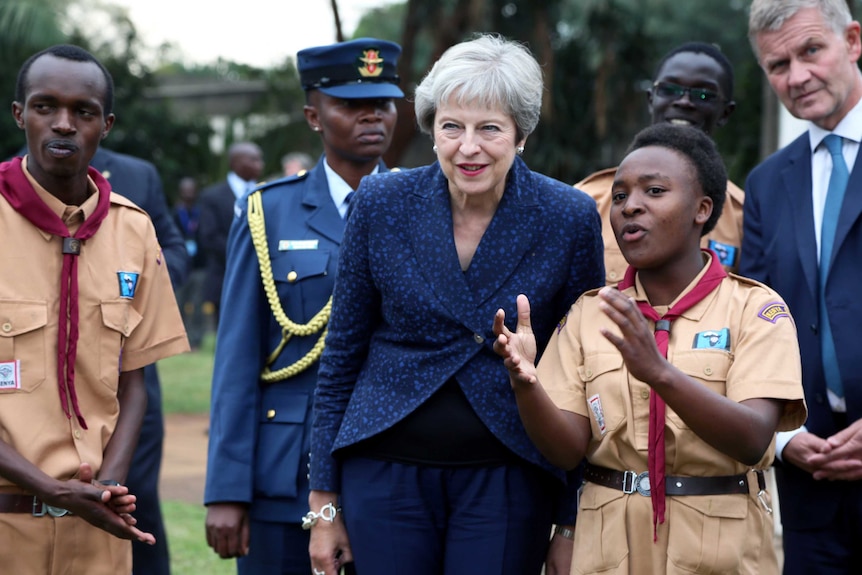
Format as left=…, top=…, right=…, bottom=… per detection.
left=252, top=170, right=310, bottom=194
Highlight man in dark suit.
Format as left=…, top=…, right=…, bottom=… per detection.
left=197, top=142, right=263, bottom=323
left=91, top=147, right=189, bottom=575
left=744, top=1, right=862, bottom=572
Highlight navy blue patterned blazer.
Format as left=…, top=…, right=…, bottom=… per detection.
left=311, top=157, right=604, bottom=520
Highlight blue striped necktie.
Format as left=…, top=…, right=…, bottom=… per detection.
left=819, top=134, right=848, bottom=399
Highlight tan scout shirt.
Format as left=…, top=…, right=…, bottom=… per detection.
left=0, top=159, right=189, bottom=488
left=576, top=167, right=745, bottom=283
left=538, top=256, right=806, bottom=575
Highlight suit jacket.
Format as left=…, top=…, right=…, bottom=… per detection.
left=91, top=148, right=188, bottom=288
left=310, top=158, right=605, bottom=522
left=205, top=158, right=386, bottom=521
left=197, top=180, right=237, bottom=306
left=741, top=132, right=862, bottom=529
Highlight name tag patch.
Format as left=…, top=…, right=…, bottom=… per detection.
left=588, top=394, right=607, bottom=435
left=279, top=239, right=319, bottom=251
left=0, top=360, right=21, bottom=390
left=693, top=328, right=730, bottom=350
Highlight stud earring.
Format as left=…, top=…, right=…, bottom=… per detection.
left=432, top=144, right=438, bottom=153
left=516, top=145, right=525, bottom=155
left=312, top=126, right=320, bottom=132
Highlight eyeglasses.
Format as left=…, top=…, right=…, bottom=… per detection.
left=652, top=81, right=721, bottom=103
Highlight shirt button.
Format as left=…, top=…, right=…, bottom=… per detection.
left=704, top=367, right=713, bottom=376
left=641, top=390, right=650, bottom=400
left=473, top=333, right=484, bottom=344
left=585, top=369, right=593, bottom=378
left=266, top=409, right=276, bottom=420
left=287, top=271, right=298, bottom=283
left=1, top=323, right=11, bottom=333
left=74, top=430, right=81, bottom=439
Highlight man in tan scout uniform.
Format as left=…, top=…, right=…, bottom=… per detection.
left=576, top=42, right=743, bottom=284
left=0, top=45, right=188, bottom=574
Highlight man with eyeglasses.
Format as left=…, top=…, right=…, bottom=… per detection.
left=576, top=42, right=741, bottom=285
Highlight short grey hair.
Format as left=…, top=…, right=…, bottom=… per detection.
left=414, top=34, right=544, bottom=141
left=749, top=0, right=852, bottom=57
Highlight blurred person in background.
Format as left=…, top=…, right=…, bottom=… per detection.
left=173, top=176, right=206, bottom=351
left=282, top=151, right=314, bottom=177
left=198, top=141, right=263, bottom=325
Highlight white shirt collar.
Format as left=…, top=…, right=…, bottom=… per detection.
left=323, top=158, right=379, bottom=218
left=808, top=96, right=862, bottom=150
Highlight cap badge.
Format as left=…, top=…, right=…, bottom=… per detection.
left=358, top=49, right=384, bottom=77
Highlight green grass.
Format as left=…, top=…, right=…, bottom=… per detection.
left=163, top=500, right=235, bottom=575
left=159, top=333, right=216, bottom=414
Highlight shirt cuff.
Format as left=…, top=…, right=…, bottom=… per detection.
left=775, top=425, right=807, bottom=462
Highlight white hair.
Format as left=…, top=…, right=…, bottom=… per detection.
left=414, top=34, right=544, bottom=140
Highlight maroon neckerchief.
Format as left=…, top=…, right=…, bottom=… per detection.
left=617, top=249, right=726, bottom=540
left=0, top=157, right=112, bottom=429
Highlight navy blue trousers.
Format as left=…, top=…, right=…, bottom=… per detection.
left=236, top=520, right=310, bottom=575
left=340, top=457, right=556, bottom=575
left=130, top=364, right=169, bottom=575
left=781, top=483, right=862, bottom=575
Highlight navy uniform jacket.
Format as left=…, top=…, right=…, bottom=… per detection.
left=205, top=158, right=385, bottom=522
left=310, top=158, right=605, bottom=523
left=741, top=132, right=862, bottom=529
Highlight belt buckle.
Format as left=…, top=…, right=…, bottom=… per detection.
left=621, top=470, right=637, bottom=494
left=32, top=497, right=46, bottom=517
left=635, top=471, right=651, bottom=497
left=31, top=497, right=69, bottom=517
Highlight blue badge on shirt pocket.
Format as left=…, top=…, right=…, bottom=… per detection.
left=693, top=328, right=730, bottom=351
left=117, top=272, right=139, bottom=299
left=708, top=240, right=738, bottom=268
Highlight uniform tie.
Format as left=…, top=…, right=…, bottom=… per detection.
left=618, top=250, right=726, bottom=540
left=819, top=134, right=847, bottom=400
left=343, top=191, right=355, bottom=220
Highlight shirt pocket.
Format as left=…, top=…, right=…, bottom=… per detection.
left=667, top=350, right=731, bottom=430
left=666, top=494, right=749, bottom=573
left=0, top=300, right=48, bottom=392
left=99, top=300, right=143, bottom=391
left=254, top=391, right=310, bottom=499
left=573, top=482, right=629, bottom=574
left=271, top=250, right=333, bottom=309
left=579, top=353, right=626, bottom=435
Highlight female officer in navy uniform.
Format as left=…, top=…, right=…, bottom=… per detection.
left=203, top=38, right=403, bottom=575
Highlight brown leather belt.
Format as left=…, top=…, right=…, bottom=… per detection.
left=0, top=494, right=71, bottom=516
left=584, top=463, right=761, bottom=497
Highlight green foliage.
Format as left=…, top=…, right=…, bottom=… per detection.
left=162, top=501, right=234, bottom=575
left=0, top=1, right=216, bottom=203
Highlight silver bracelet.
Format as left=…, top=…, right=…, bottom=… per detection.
left=301, top=502, right=340, bottom=530
left=554, top=525, right=575, bottom=540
